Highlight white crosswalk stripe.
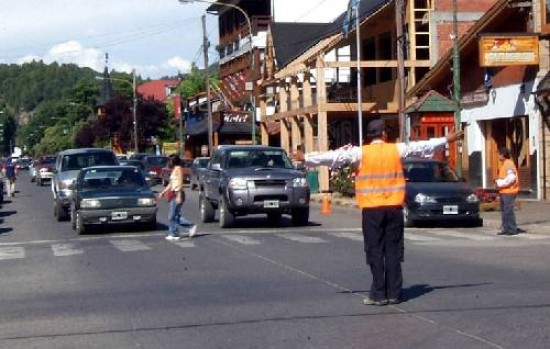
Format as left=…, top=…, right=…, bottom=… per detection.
left=329, top=232, right=364, bottom=241
left=278, top=234, right=328, bottom=243
left=0, top=247, right=25, bottom=260
left=170, top=239, right=196, bottom=248
left=427, top=230, right=495, bottom=241
left=51, top=243, right=84, bottom=257
left=405, top=232, right=441, bottom=242
left=109, top=239, right=152, bottom=252
left=221, top=235, right=262, bottom=245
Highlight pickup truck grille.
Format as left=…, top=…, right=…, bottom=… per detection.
left=253, top=179, right=287, bottom=188
left=98, top=198, right=138, bottom=209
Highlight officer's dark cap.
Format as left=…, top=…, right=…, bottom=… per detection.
left=366, top=117, right=385, bottom=137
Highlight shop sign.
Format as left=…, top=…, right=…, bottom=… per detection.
left=223, top=113, right=249, bottom=123
left=479, top=35, right=539, bottom=67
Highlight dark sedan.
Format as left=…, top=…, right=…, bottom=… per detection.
left=70, top=166, right=157, bottom=234
left=403, top=157, right=482, bottom=227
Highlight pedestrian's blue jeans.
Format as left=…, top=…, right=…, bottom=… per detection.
left=499, top=193, right=518, bottom=234
left=167, top=199, right=195, bottom=236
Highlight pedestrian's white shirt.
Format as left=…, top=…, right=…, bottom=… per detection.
left=304, top=137, right=448, bottom=169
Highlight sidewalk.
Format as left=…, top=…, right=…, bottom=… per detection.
left=310, top=193, right=550, bottom=229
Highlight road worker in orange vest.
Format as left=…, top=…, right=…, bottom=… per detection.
left=494, top=147, right=523, bottom=236
left=295, top=117, right=463, bottom=306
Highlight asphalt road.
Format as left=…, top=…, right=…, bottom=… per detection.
left=1, top=171, right=550, bottom=348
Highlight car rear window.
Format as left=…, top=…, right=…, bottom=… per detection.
left=81, top=168, right=145, bottom=189
left=145, top=156, right=168, bottom=166
left=62, top=152, right=118, bottom=171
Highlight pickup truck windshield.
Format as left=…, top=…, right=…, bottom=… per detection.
left=225, top=150, right=292, bottom=169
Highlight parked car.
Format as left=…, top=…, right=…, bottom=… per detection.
left=161, top=157, right=192, bottom=186
left=199, top=145, right=310, bottom=228
left=190, top=157, right=210, bottom=190
left=142, top=155, right=169, bottom=183
left=402, top=157, right=483, bottom=227
left=34, top=155, right=57, bottom=186
left=129, top=153, right=150, bottom=162
left=52, top=148, right=119, bottom=221
left=70, top=165, right=157, bottom=234
left=119, top=159, right=154, bottom=186
left=18, top=157, right=32, bottom=170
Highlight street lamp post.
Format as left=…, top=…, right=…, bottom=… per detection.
left=178, top=0, right=255, bottom=145
left=96, top=69, right=138, bottom=153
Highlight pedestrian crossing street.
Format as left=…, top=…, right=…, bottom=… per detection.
left=1, top=226, right=550, bottom=261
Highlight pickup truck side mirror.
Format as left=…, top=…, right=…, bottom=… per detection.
left=211, top=163, right=221, bottom=171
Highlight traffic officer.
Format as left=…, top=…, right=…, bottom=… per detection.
left=296, top=117, right=463, bottom=305
left=495, top=147, right=521, bottom=235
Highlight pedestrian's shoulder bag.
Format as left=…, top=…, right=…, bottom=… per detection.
left=165, top=190, right=176, bottom=202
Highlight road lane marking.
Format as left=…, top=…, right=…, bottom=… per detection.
left=170, top=239, right=196, bottom=248
left=517, top=234, right=550, bottom=240
left=0, top=247, right=25, bottom=260
left=51, top=243, right=84, bottom=257
left=428, top=230, right=495, bottom=241
left=109, top=239, right=151, bottom=252
left=329, top=232, right=363, bottom=241
left=277, top=234, right=328, bottom=243
left=221, top=235, right=261, bottom=245
left=405, top=233, right=441, bottom=241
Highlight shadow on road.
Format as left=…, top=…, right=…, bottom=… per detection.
left=402, top=282, right=492, bottom=302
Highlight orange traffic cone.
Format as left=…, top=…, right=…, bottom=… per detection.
left=321, top=193, right=331, bottom=215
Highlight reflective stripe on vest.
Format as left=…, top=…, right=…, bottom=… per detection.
left=355, top=143, right=405, bottom=208
left=498, top=159, right=519, bottom=194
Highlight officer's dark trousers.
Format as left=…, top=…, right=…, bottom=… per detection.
left=362, top=206, right=404, bottom=301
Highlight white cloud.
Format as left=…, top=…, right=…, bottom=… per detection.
left=167, top=56, right=192, bottom=73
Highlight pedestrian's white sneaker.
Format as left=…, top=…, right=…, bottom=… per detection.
left=188, top=225, right=197, bottom=238
left=165, top=235, right=180, bottom=241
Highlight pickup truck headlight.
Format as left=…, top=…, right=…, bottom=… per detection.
left=81, top=199, right=101, bottom=208
left=292, top=178, right=308, bottom=188
left=414, top=193, right=437, bottom=204
left=58, top=179, right=75, bottom=191
left=138, top=197, right=156, bottom=206
left=466, top=193, right=479, bottom=203
left=229, top=178, right=249, bottom=190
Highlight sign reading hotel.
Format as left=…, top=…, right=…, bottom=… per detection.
left=478, top=35, right=539, bottom=67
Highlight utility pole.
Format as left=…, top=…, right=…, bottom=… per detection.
left=132, top=69, right=138, bottom=154
left=202, top=14, right=213, bottom=155
left=395, top=0, right=406, bottom=142
left=452, top=0, right=462, bottom=176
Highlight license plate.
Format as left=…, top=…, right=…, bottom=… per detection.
left=111, top=211, right=128, bottom=220
left=264, top=200, right=280, bottom=208
left=443, top=205, right=458, bottom=215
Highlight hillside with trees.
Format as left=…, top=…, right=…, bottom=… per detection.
left=0, top=61, right=182, bottom=156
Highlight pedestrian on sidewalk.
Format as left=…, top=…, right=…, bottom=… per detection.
left=157, top=155, right=197, bottom=240
left=294, top=117, right=463, bottom=306
left=2, top=158, right=17, bottom=197
left=495, top=147, right=523, bottom=235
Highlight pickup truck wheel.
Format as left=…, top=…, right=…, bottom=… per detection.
left=54, top=201, right=68, bottom=221
left=76, top=213, right=87, bottom=235
left=70, top=206, right=77, bottom=230
left=218, top=196, right=234, bottom=228
left=291, top=207, right=309, bottom=226
left=200, top=193, right=215, bottom=223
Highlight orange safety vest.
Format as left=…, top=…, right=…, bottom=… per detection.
left=498, top=158, right=519, bottom=194
left=355, top=143, right=406, bottom=208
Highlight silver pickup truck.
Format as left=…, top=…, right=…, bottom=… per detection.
left=199, top=145, right=310, bottom=228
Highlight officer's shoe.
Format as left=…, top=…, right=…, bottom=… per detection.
left=387, top=298, right=400, bottom=305
left=363, top=297, right=388, bottom=306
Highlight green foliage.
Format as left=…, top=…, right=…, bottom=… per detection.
left=175, top=63, right=219, bottom=99
left=330, top=164, right=355, bottom=197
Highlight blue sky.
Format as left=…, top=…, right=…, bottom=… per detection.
left=0, top=0, right=347, bottom=79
